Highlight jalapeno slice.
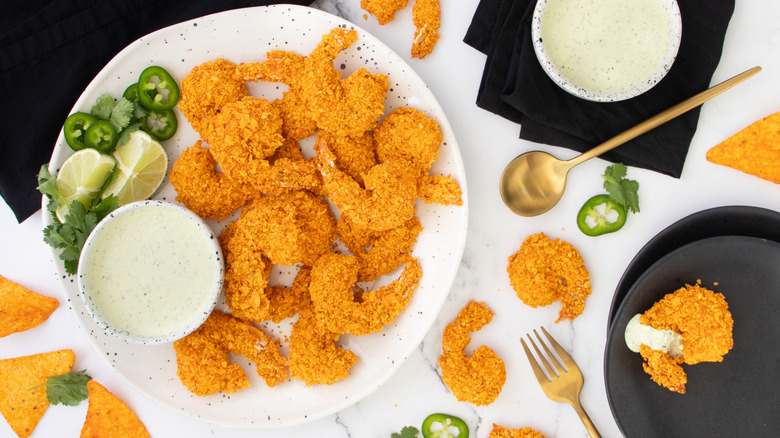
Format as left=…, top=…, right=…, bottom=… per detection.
left=123, top=83, right=140, bottom=103
left=422, top=413, right=469, bottom=438
left=141, top=109, right=178, bottom=141
left=576, top=194, right=627, bottom=236
left=63, top=112, right=98, bottom=151
left=137, top=66, right=180, bottom=111
left=84, top=120, right=118, bottom=154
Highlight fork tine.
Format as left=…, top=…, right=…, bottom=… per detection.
left=540, top=326, right=576, bottom=369
left=527, top=332, right=558, bottom=379
left=520, top=337, right=550, bottom=383
left=534, top=328, right=566, bottom=375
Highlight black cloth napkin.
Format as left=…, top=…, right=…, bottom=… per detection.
left=465, top=0, right=735, bottom=179
left=0, top=0, right=312, bottom=223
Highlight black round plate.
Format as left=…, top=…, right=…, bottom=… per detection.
left=604, top=236, right=780, bottom=437
left=608, top=205, right=780, bottom=328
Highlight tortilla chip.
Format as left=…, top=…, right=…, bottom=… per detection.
left=706, top=111, right=780, bottom=184
left=0, top=275, right=59, bottom=337
left=0, top=350, right=75, bottom=438
left=80, top=381, right=150, bottom=438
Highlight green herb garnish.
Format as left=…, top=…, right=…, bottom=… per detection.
left=29, top=370, right=92, bottom=406
left=602, top=163, right=640, bottom=213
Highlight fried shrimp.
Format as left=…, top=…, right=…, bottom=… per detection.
left=309, top=253, right=422, bottom=336
left=288, top=308, right=358, bottom=386
left=173, top=310, right=287, bottom=396
left=178, top=58, right=248, bottom=133
left=201, top=95, right=285, bottom=182
left=438, top=300, right=506, bottom=406
left=236, top=51, right=318, bottom=141
left=374, top=107, right=462, bottom=206
left=265, top=266, right=313, bottom=323
left=231, top=190, right=336, bottom=267
left=219, top=216, right=273, bottom=322
left=489, top=424, right=547, bottom=438
left=361, top=0, right=408, bottom=25
left=169, top=141, right=255, bottom=220
left=507, top=233, right=592, bottom=322
left=411, top=0, right=441, bottom=58
left=315, top=130, right=377, bottom=186
left=337, top=216, right=423, bottom=282
left=317, top=135, right=417, bottom=232
left=302, top=28, right=389, bottom=138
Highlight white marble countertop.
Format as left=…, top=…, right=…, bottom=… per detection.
left=1, top=0, right=778, bottom=437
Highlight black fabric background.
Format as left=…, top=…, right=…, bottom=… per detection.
left=465, top=0, right=736, bottom=179
left=0, top=0, right=312, bottom=223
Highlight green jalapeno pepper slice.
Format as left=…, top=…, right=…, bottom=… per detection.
left=84, top=120, right=118, bottom=154
left=137, top=66, right=180, bottom=111
left=63, top=112, right=99, bottom=151
left=577, top=194, right=627, bottom=236
left=422, top=413, right=469, bottom=438
left=123, top=83, right=140, bottom=103
left=141, top=109, right=178, bottom=141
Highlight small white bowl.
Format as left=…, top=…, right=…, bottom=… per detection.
left=532, top=0, right=682, bottom=102
left=77, top=200, right=223, bottom=344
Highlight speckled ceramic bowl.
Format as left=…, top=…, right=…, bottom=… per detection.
left=532, top=0, right=682, bottom=102
left=77, top=200, right=223, bottom=344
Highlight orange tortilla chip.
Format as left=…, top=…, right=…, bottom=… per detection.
left=80, top=381, right=150, bottom=438
left=706, top=111, right=780, bottom=184
left=0, top=349, right=75, bottom=438
left=0, top=275, right=59, bottom=337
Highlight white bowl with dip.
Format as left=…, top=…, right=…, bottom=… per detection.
left=78, top=200, right=223, bottom=344
left=532, top=0, right=682, bottom=102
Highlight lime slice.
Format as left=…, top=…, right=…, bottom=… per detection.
left=55, top=149, right=117, bottom=222
left=103, top=130, right=169, bottom=206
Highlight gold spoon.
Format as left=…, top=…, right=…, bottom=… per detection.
left=499, top=66, right=762, bottom=217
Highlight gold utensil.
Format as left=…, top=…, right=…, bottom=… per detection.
left=500, top=66, right=762, bottom=217
left=521, top=327, right=601, bottom=438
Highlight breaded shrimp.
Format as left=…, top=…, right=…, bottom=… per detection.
left=219, top=216, right=273, bottom=322
left=178, top=58, right=248, bottom=133
left=411, top=0, right=441, bottom=58
left=288, top=308, right=357, bottom=386
left=201, top=95, right=285, bottom=182
left=489, top=424, right=547, bottom=438
left=507, top=233, right=592, bottom=322
left=317, top=135, right=417, bottom=232
left=374, top=107, right=462, bottom=206
left=309, top=253, right=422, bottom=336
left=375, top=107, right=441, bottom=171
left=302, top=28, right=389, bottom=138
left=438, top=300, right=506, bottom=406
left=236, top=51, right=318, bottom=141
left=265, top=266, right=313, bottom=323
left=315, top=130, right=377, bottom=186
left=361, top=0, right=409, bottom=25
left=232, top=190, right=336, bottom=267
left=173, top=310, right=287, bottom=396
left=337, top=216, right=423, bottom=282
left=169, top=141, right=256, bottom=220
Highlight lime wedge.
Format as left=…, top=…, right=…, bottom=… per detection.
left=103, top=130, right=169, bottom=206
left=55, top=149, right=117, bottom=222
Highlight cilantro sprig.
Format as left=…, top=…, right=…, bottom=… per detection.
left=391, top=426, right=420, bottom=438
left=602, top=163, right=640, bottom=213
left=37, top=165, right=118, bottom=275
left=29, top=370, right=92, bottom=406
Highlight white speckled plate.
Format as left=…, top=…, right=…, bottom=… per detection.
left=43, top=5, right=467, bottom=428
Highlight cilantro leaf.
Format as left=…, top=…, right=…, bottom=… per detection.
left=391, top=426, right=420, bottom=438
left=117, top=122, right=142, bottom=147
left=602, top=163, right=640, bottom=213
left=91, top=94, right=115, bottom=120
left=34, top=370, right=93, bottom=406
left=37, top=165, right=59, bottom=200
left=109, top=97, right=134, bottom=131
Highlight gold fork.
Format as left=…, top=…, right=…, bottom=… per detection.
left=521, top=327, right=601, bottom=438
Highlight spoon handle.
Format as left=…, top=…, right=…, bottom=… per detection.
left=567, top=65, right=762, bottom=168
